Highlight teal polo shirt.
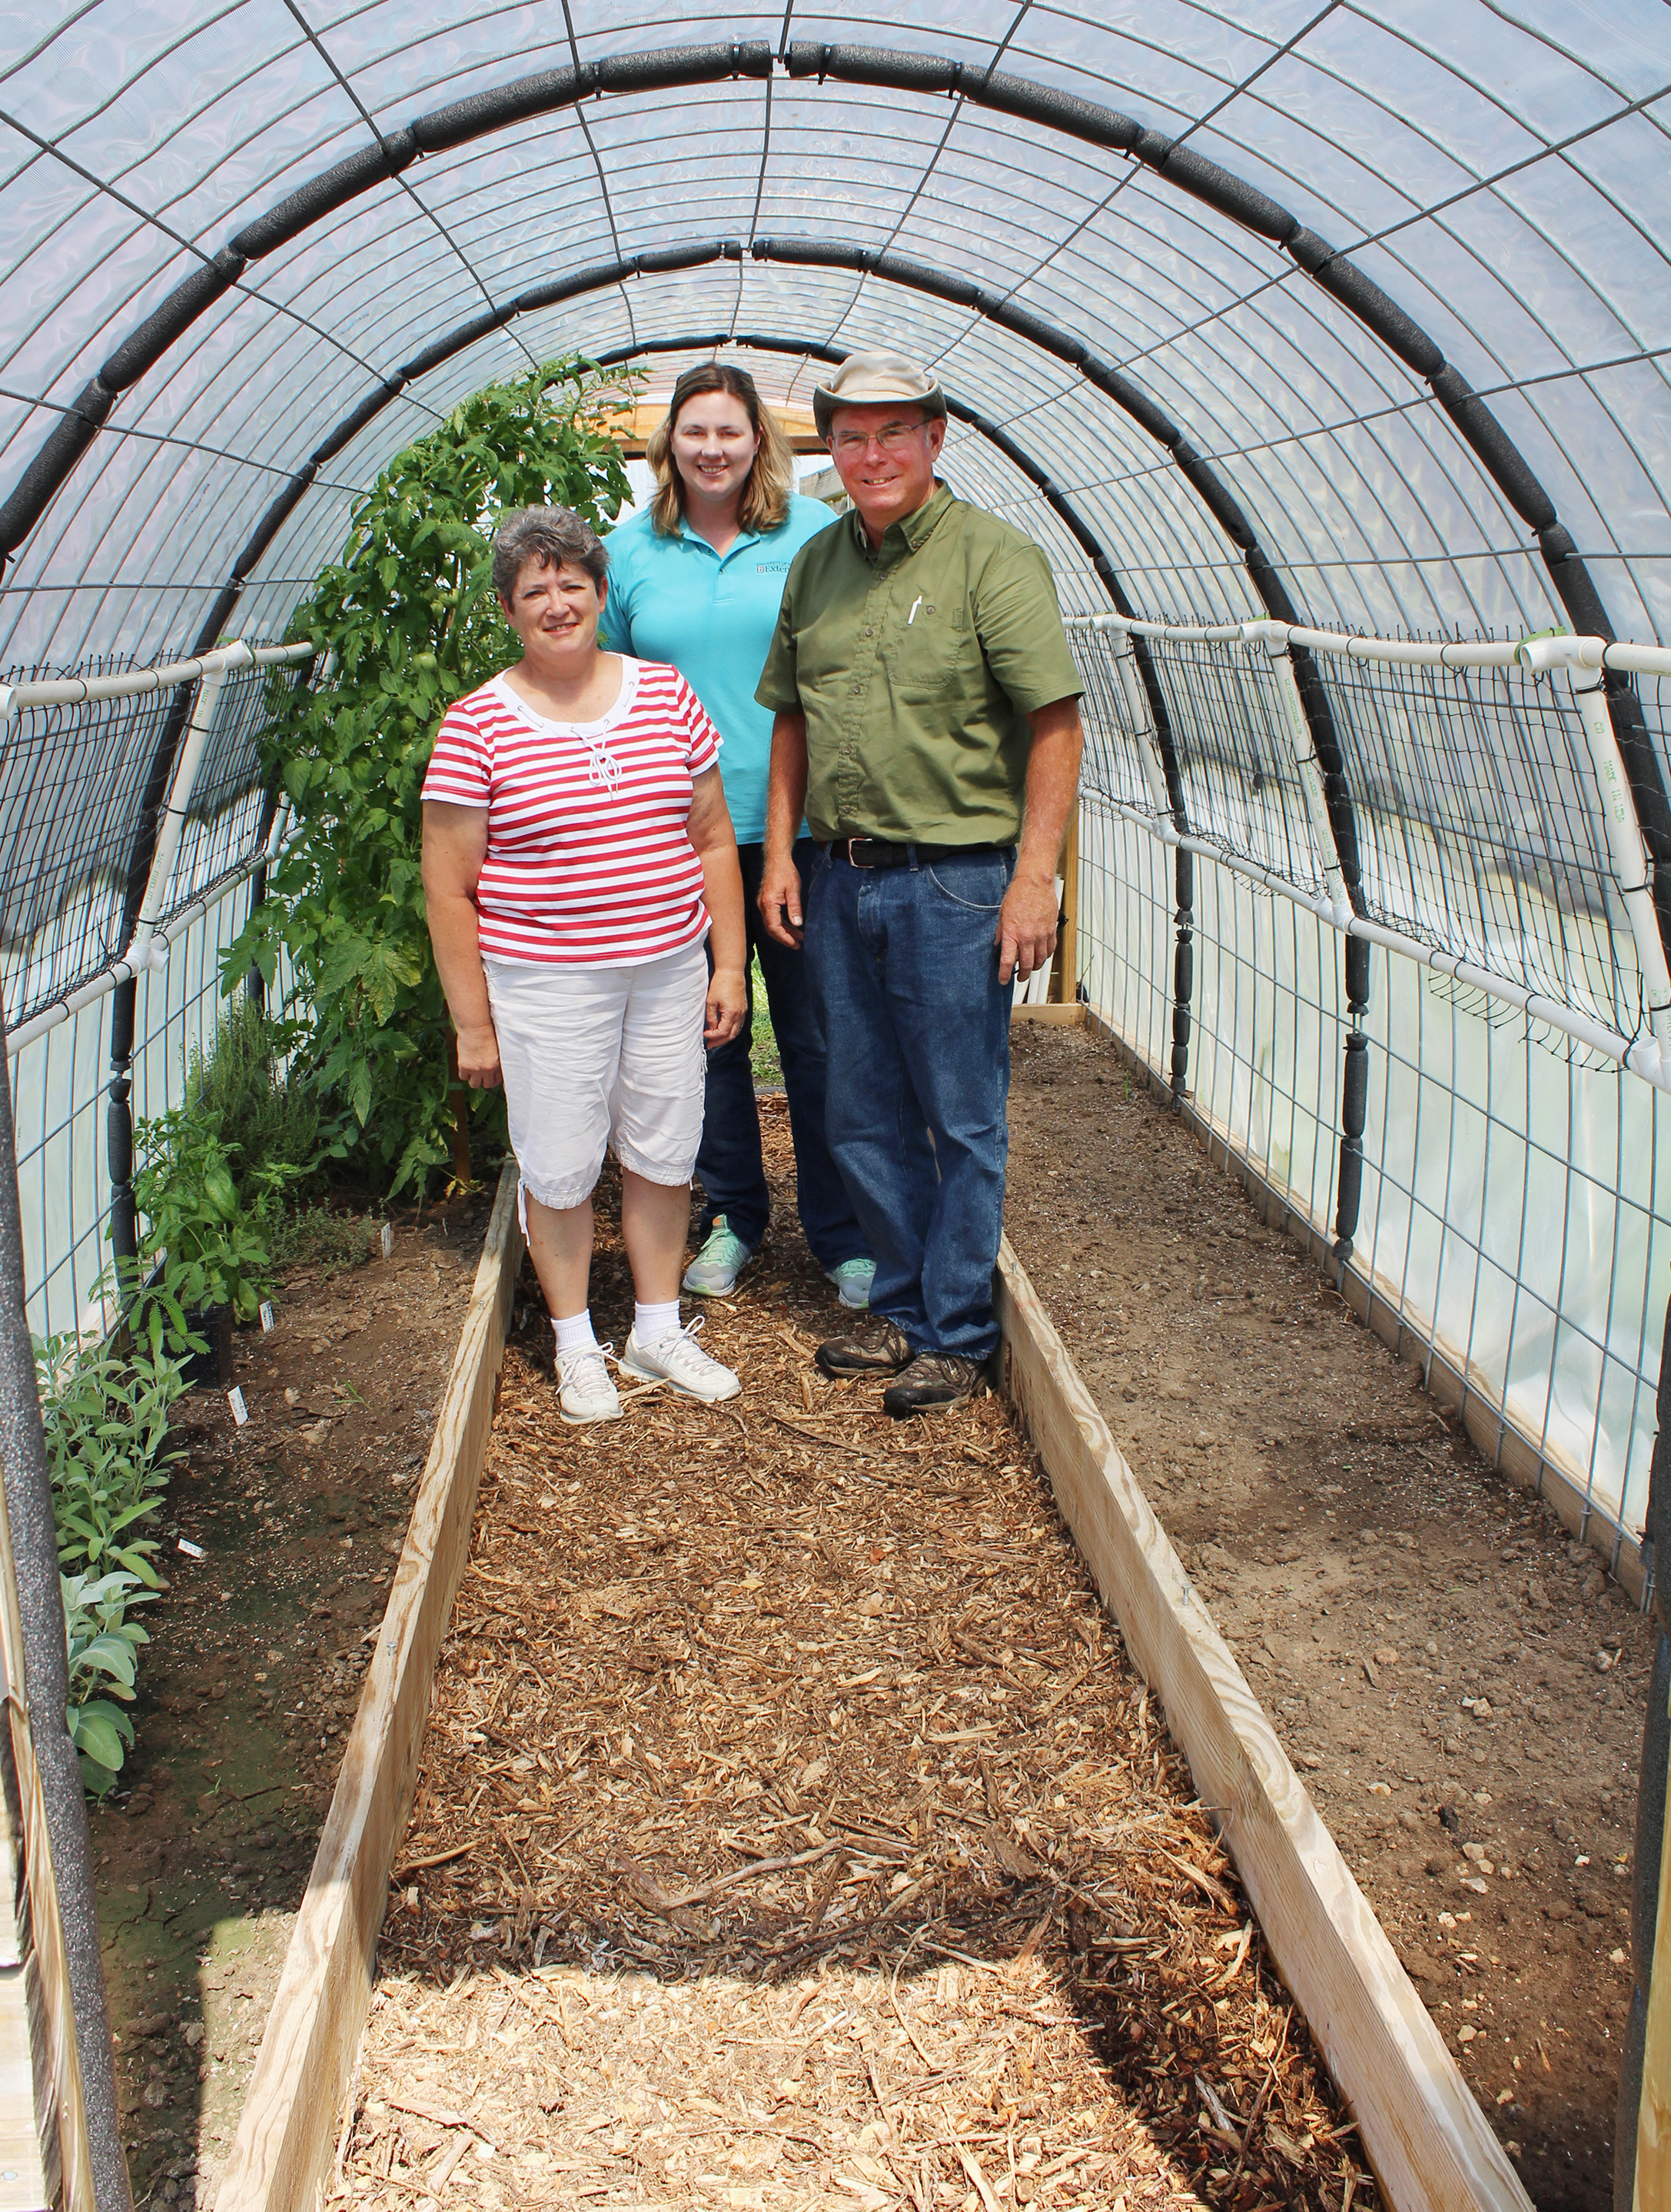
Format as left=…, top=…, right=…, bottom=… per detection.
left=600, top=493, right=836, bottom=843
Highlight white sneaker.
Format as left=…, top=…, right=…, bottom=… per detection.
left=555, top=1342, right=620, bottom=1425
left=617, top=1316, right=741, bottom=1404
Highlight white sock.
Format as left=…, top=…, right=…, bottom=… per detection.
left=634, top=1299, right=682, bottom=1345
left=552, top=1310, right=598, bottom=1355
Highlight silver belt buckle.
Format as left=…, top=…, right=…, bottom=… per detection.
left=845, top=837, right=872, bottom=867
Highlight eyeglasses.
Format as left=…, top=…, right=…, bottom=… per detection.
left=831, top=421, right=928, bottom=457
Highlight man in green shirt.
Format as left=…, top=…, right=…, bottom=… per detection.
left=756, top=351, right=1084, bottom=1415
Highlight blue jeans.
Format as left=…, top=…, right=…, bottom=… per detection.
left=695, top=840, right=868, bottom=1269
left=806, top=846, right=1015, bottom=1359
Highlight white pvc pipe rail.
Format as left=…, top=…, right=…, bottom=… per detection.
left=1069, top=612, right=1671, bottom=681
left=1065, top=614, right=1671, bottom=1090
left=2, top=640, right=314, bottom=1053
left=0, top=639, right=312, bottom=722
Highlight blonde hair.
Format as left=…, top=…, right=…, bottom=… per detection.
left=646, top=364, right=796, bottom=537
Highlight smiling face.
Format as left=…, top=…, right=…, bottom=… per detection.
left=502, top=556, right=606, bottom=665
left=669, top=390, right=762, bottom=514
left=828, top=403, right=945, bottom=540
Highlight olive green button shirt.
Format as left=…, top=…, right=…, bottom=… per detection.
left=755, top=484, right=1083, bottom=844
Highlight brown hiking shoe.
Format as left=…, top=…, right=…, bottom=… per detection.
left=816, top=1316, right=912, bottom=1378
left=882, top=1351, right=984, bottom=1419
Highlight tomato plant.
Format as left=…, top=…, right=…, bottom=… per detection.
left=227, top=354, right=634, bottom=1195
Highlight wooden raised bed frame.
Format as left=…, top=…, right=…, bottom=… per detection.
left=995, top=1236, right=1529, bottom=2212
left=214, top=1149, right=1530, bottom=2212
left=214, top=1163, right=521, bottom=2212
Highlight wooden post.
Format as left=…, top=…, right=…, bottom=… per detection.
left=1049, top=807, right=1079, bottom=1004
left=0, top=1664, right=65, bottom=2210
left=1636, top=1682, right=1671, bottom=2207
left=0, top=1472, right=95, bottom=2210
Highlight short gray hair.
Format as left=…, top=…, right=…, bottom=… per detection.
left=492, top=506, right=607, bottom=604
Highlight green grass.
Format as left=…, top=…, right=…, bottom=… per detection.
left=749, top=954, right=782, bottom=1090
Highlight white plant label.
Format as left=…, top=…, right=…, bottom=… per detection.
left=177, top=1537, right=205, bottom=1559
left=260, top=1300, right=275, bottom=1332
left=228, top=1385, right=249, bottom=1426
left=380, top=1221, right=394, bottom=1259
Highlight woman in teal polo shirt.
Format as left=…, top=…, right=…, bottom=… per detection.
left=602, top=361, right=872, bottom=1307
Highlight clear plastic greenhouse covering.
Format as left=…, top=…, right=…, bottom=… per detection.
left=2, top=3, right=1670, bottom=1554
left=2, top=1, right=1667, bottom=668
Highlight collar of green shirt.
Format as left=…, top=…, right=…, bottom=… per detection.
left=849, top=481, right=955, bottom=563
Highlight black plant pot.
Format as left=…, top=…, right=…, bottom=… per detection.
left=181, top=1304, right=233, bottom=1389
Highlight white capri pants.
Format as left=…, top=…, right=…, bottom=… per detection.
left=483, top=942, right=708, bottom=1213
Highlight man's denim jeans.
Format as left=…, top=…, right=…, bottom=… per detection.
left=695, top=840, right=867, bottom=1269
left=806, top=846, right=1015, bottom=1358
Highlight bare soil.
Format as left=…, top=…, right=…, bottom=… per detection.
left=337, top=1119, right=1378, bottom=2212
left=91, top=1190, right=492, bottom=2210
left=1004, top=1019, right=1654, bottom=2212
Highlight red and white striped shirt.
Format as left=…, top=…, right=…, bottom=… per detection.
left=421, top=660, right=723, bottom=965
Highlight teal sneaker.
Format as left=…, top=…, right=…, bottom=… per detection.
left=682, top=1216, right=756, bottom=1297
left=825, top=1256, right=876, bottom=1310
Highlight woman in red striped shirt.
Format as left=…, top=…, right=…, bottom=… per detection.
left=421, top=506, right=749, bottom=1424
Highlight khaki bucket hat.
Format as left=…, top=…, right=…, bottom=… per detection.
left=812, top=351, right=948, bottom=439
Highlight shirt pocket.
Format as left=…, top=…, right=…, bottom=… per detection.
left=885, top=606, right=982, bottom=705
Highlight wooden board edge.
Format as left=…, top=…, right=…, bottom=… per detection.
left=1012, top=1002, right=1085, bottom=1027
left=994, top=1235, right=1533, bottom=2212
left=0, top=1715, right=51, bottom=2209
left=1634, top=1717, right=1671, bottom=2207
left=214, top=1162, right=523, bottom=2212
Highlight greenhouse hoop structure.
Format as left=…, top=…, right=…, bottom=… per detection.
left=0, top=5, right=1668, bottom=2210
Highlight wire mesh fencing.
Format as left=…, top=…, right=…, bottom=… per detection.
left=10, top=884, right=274, bottom=1342
left=0, top=670, right=180, bottom=1029
left=0, top=637, right=312, bottom=1337
left=1356, top=943, right=1669, bottom=1564
left=1078, top=805, right=1176, bottom=1079
left=5, top=608, right=1671, bottom=1565
left=151, top=657, right=297, bottom=926
left=1142, top=636, right=1337, bottom=901
left=1076, top=641, right=1162, bottom=821
left=1068, top=614, right=1671, bottom=1569
left=1314, top=653, right=1643, bottom=1039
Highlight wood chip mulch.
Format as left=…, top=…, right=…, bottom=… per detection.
left=332, top=1112, right=1380, bottom=2212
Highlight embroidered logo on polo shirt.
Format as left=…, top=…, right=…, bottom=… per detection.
left=756, top=560, right=791, bottom=572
